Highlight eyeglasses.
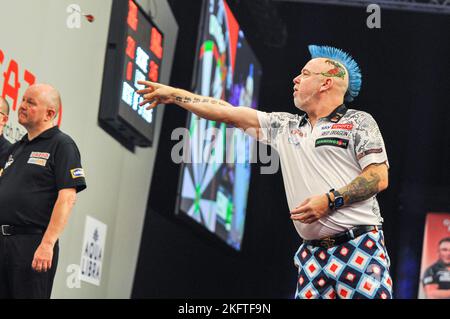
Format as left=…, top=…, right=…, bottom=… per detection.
left=0, top=112, right=7, bottom=117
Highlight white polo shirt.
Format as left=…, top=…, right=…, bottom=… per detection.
left=257, top=104, right=389, bottom=240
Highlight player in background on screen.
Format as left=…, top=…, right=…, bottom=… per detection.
left=423, top=237, right=450, bottom=299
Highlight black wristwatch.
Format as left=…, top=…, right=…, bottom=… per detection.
left=329, top=189, right=345, bottom=209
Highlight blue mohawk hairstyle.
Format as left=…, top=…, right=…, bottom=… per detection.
left=308, top=45, right=362, bottom=102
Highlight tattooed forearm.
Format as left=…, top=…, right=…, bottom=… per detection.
left=174, top=95, right=229, bottom=107
left=338, top=171, right=381, bottom=205
left=170, top=90, right=233, bottom=122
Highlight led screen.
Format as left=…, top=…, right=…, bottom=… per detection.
left=99, top=0, right=164, bottom=149
left=177, top=0, right=262, bottom=250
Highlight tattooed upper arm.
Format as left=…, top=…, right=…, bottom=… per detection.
left=363, top=162, right=388, bottom=173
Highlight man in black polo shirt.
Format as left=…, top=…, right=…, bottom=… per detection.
left=0, top=97, right=12, bottom=161
left=423, top=237, right=450, bottom=299
left=0, top=84, right=87, bottom=299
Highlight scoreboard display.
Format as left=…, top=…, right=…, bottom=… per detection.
left=99, top=0, right=164, bottom=150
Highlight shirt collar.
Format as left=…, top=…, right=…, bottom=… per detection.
left=325, top=103, right=348, bottom=123
left=436, top=260, right=449, bottom=269
left=299, top=103, right=348, bottom=127
left=20, top=126, right=60, bottom=143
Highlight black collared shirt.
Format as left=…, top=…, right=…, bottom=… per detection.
left=423, top=260, right=450, bottom=289
left=0, top=134, right=12, bottom=164
left=0, top=126, right=87, bottom=228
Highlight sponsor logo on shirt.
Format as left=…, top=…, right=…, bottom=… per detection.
left=437, top=271, right=450, bottom=283
left=357, top=148, right=383, bottom=160
left=27, top=158, right=47, bottom=166
left=30, top=152, right=50, bottom=159
left=71, top=168, right=85, bottom=179
left=321, top=130, right=351, bottom=137
left=331, top=123, right=353, bottom=130
left=288, top=129, right=304, bottom=146
left=290, top=129, right=305, bottom=137
left=4, top=155, right=14, bottom=169
left=315, top=138, right=349, bottom=149
left=27, top=152, right=50, bottom=167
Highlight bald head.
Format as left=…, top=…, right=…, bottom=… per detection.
left=27, top=83, right=61, bottom=117
left=293, top=58, right=351, bottom=111
left=18, top=83, right=62, bottom=133
left=0, top=97, right=9, bottom=115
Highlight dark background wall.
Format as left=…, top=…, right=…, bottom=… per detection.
left=132, top=0, right=450, bottom=298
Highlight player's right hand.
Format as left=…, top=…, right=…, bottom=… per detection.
left=136, top=80, right=175, bottom=110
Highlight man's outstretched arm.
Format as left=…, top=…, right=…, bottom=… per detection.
left=137, top=81, right=261, bottom=138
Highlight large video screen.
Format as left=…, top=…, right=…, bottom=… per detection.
left=176, top=0, right=263, bottom=250
left=99, top=0, right=164, bottom=150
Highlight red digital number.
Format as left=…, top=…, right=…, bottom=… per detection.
left=126, top=36, right=136, bottom=60
left=127, top=0, right=138, bottom=32
left=149, top=60, right=159, bottom=82
left=126, top=62, right=133, bottom=81
left=150, top=27, right=163, bottom=60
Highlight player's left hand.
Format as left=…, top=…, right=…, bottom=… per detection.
left=32, top=243, right=54, bottom=272
left=290, top=194, right=331, bottom=224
